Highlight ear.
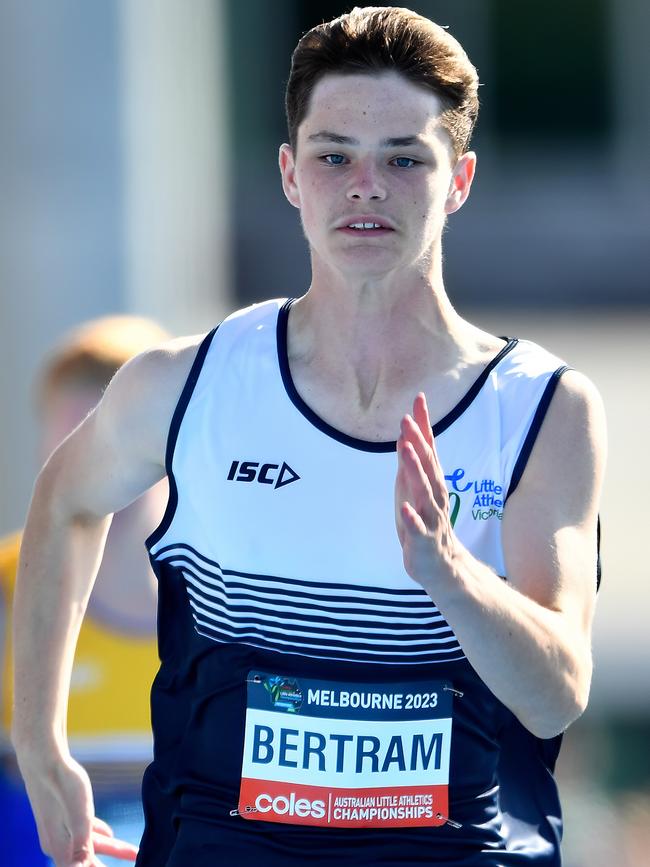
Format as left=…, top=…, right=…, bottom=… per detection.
left=279, top=143, right=301, bottom=209
left=444, top=152, right=477, bottom=215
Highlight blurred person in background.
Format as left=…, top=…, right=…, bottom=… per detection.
left=11, top=7, right=606, bottom=867
left=0, top=316, right=170, bottom=865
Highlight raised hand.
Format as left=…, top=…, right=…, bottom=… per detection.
left=395, top=392, right=458, bottom=588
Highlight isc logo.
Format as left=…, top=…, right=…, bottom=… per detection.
left=227, top=460, right=300, bottom=489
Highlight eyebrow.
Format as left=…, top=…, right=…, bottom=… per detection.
left=306, top=131, right=427, bottom=148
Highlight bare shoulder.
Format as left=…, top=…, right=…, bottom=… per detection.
left=502, top=368, right=606, bottom=609
left=112, top=331, right=206, bottom=388
left=43, top=332, right=210, bottom=519
left=548, top=368, right=606, bottom=423
left=96, top=332, right=208, bottom=460
left=520, top=369, right=607, bottom=506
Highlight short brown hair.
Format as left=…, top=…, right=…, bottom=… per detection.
left=39, top=315, right=171, bottom=400
left=285, top=6, right=479, bottom=160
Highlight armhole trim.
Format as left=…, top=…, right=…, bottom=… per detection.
left=596, top=515, right=602, bottom=591
left=433, top=338, right=519, bottom=437
left=146, top=326, right=219, bottom=551
left=505, top=365, right=570, bottom=503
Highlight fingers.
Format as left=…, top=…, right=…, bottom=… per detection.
left=60, top=785, right=94, bottom=866
left=400, top=394, right=448, bottom=507
left=35, top=780, right=92, bottom=866
left=395, top=392, right=452, bottom=546
left=92, top=817, right=114, bottom=838
left=19, top=757, right=114, bottom=867
left=69, top=848, right=93, bottom=867
left=394, top=460, right=410, bottom=547
left=395, top=444, right=426, bottom=547
left=54, top=821, right=136, bottom=866
left=400, top=416, right=436, bottom=488
left=398, top=440, right=436, bottom=529
left=396, top=394, right=439, bottom=535
left=395, top=394, right=461, bottom=585
left=413, top=392, right=434, bottom=449
left=400, top=500, right=428, bottom=536
left=92, top=831, right=138, bottom=861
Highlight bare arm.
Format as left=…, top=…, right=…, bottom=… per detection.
left=395, top=371, right=606, bottom=739
left=12, top=336, right=201, bottom=866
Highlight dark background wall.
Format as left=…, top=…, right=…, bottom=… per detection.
left=225, top=0, right=648, bottom=310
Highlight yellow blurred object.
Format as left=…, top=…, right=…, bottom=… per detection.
left=0, top=532, right=158, bottom=762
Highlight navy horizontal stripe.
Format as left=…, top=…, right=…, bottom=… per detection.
left=190, top=606, right=459, bottom=653
left=154, top=543, right=428, bottom=597
left=185, top=588, right=457, bottom=642
left=154, top=543, right=465, bottom=665
left=195, top=632, right=464, bottom=666
left=185, top=581, right=450, bottom=631
left=194, top=618, right=465, bottom=665
left=160, top=554, right=439, bottom=610
left=180, top=564, right=445, bottom=619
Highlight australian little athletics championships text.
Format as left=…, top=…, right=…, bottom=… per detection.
left=333, top=792, right=433, bottom=821
left=252, top=791, right=434, bottom=821
left=334, top=805, right=433, bottom=821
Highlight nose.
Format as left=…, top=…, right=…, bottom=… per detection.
left=346, top=158, right=386, bottom=202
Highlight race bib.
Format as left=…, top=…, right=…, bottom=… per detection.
left=238, top=671, right=454, bottom=828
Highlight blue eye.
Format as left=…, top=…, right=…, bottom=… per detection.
left=392, top=157, right=416, bottom=168
left=323, top=154, right=346, bottom=165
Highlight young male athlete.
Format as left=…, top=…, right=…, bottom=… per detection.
left=12, top=7, right=605, bottom=866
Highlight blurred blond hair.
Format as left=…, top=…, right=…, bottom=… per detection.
left=38, top=315, right=171, bottom=401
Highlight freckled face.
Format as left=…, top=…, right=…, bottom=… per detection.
left=280, top=72, right=460, bottom=278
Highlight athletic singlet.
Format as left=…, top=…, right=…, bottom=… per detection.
left=140, top=298, right=571, bottom=866
left=0, top=533, right=157, bottom=764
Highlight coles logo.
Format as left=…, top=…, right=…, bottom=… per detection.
left=255, top=792, right=326, bottom=819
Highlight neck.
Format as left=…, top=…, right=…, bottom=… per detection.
left=289, top=250, right=469, bottom=409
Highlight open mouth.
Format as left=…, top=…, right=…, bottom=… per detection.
left=339, top=222, right=394, bottom=235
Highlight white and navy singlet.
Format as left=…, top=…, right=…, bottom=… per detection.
left=138, top=298, right=575, bottom=866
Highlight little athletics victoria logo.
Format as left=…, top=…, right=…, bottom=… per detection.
left=445, top=468, right=505, bottom=524
left=237, top=671, right=454, bottom=829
